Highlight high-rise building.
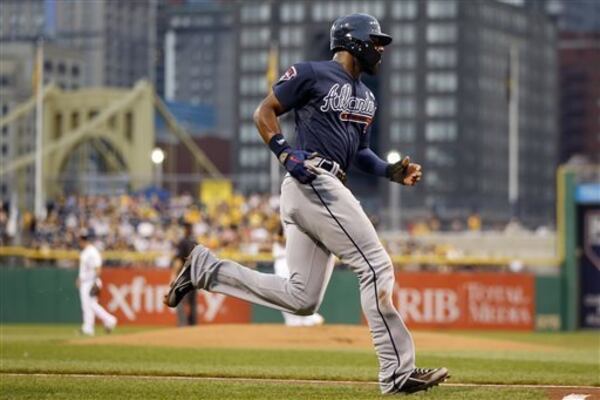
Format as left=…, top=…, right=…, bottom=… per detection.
left=160, top=0, right=235, bottom=136
left=558, top=32, right=600, bottom=163
left=54, top=0, right=157, bottom=87
left=540, top=0, right=600, bottom=164
left=0, top=0, right=158, bottom=88
left=0, top=0, right=46, bottom=40
left=544, top=0, right=600, bottom=32
left=0, top=42, right=84, bottom=207
left=1, top=0, right=157, bottom=208
left=233, top=0, right=558, bottom=227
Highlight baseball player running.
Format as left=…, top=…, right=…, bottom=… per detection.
left=77, top=231, right=117, bottom=336
left=273, top=226, right=324, bottom=327
left=165, top=14, right=448, bottom=394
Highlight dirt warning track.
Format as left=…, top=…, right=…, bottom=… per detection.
left=74, top=324, right=558, bottom=352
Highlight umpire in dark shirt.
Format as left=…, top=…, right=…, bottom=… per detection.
left=171, top=222, right=197, bottom=326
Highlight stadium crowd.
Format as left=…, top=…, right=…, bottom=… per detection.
left=1, top=193, right=283, bottom=267
left=1, top=193, right=543, bottom=269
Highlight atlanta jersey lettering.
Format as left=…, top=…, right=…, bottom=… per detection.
left=273, top=61, right=377, bottom=171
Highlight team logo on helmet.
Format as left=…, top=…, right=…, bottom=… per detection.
left=278, top=66, right=297, bottom=82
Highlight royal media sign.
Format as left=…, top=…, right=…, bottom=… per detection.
left=393, top=272, right=535, bottom=330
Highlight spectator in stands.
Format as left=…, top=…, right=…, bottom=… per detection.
left=467, top=212, right=482, bottom=231
left=0, top=205, right=9, bottom=245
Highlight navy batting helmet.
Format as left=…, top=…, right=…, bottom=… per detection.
left=330, top=13, right=392, bottom=74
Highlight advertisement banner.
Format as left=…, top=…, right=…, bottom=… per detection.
left=200, top=179, right=233, bottom=207
left=393, top=272, right=535, bottom=330
left=578, top=207, right=600, bottom=328
left=98, top=268, right=251, bottom=325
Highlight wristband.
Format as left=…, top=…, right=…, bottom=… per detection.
left=268, top=134, right=291, bottom=163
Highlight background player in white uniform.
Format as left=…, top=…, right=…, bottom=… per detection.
left=273, top=226, right=324, bottom=327
left=166, top=14, right=448, bottom=394
left=77, top=231, right=117, bottom=336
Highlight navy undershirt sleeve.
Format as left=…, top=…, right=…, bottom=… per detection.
left=358, top=124, right=371, bottom=149
left=354, top=147, right=390, bottom=177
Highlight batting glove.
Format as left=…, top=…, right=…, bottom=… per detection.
left=268, top=134, right=316, bottom=184
left=387, top=156, right=423, bottom=186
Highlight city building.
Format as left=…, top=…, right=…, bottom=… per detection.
left=558, top=32, right=600, bottom=163
left=543, top=0, right=600, bottom=32
left=157, top=135, right=232, bottom=195
left=0, top=41, right=84, bottom=207
left=1, top=0, right=157, bottom=208
left=0, top=0, right=49, bottom=40
left=539, top=0, right=600, bottom=164
left=159, top=0, right=235, bottom=136
left=233, top=0, right=558, bottom=227
left=0, top=0, right=158, bottom=88
left=54, top=0, right=157, bottom=87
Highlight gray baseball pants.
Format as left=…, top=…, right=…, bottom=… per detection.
left=190, top=169, right=415, bottom=393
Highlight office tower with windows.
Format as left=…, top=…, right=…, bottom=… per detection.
left=161, top=1, right=235, bottom=136
left=0, top=42, right=84, bottom=206
left=236, top=0, right=559, bottom=226
left=1, top=0, right=157, bottom=88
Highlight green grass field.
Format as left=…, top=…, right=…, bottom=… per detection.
left=1, top=324, right=598, bottom=399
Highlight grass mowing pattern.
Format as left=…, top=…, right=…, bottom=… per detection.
left=1, top=324, right=598, bottom=399
left=1, top=376, right=551, bottom=400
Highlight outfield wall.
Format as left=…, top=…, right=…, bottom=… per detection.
left=0, top=267, right=80, bottom=323
left=0, top=266, right=561, bottom=330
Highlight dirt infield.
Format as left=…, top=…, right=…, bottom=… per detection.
left=76, top=324, right=557, bottom=352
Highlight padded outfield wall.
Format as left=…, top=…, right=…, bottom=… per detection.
left=0, top=266, right=561, bottom=331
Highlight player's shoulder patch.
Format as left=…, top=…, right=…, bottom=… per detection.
left=278, top=66, right=297, bottom=82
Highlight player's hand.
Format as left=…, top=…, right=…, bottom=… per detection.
left=388, top=156, right=422, bottom=186
left=281, top=150, right=317, bottom=184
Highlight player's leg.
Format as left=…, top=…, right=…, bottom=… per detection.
left=283, top=223, right=335, bottom=315
left=79, top=282, right=95, bottom=335
left=184, top=222, right=333, bottom=315
left=187, top=291, right=197, bottom=325
left=90, top=296, right=117, bottom=330
left=274, top=258, right=326, bottom=327
left=284, top=223, right=334, bottom=325
left=273, top=257, right=302, bottom=325
left=176, top=292, right=194, bottom=326
left=293, top=173, right=417, bottom=393
left=175, top=300, right=187, bottom=326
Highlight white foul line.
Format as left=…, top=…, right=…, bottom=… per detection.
left=2, top=372, right=599, bottom=391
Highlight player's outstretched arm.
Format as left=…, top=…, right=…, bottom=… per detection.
left=253, top=93, right=317, bottom=184
left=354, top=147, right=422, bottom=186
left=354, top=147, right=389, bottom=177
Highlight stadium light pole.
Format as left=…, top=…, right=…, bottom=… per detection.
left=34, top=37, right=45, bottom=219
left=508, top=42, right=520, bottom=219
left=386, top=151, right=401, bottom=231
left=151, top=147, right=165, bottom=189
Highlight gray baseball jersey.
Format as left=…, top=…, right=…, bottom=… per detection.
left=189, top=61, right=415, bottom=393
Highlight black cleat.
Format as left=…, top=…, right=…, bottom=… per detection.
left=164, top=256, right=194, bottom=308
left=397, top=367, right=449, bottom=394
